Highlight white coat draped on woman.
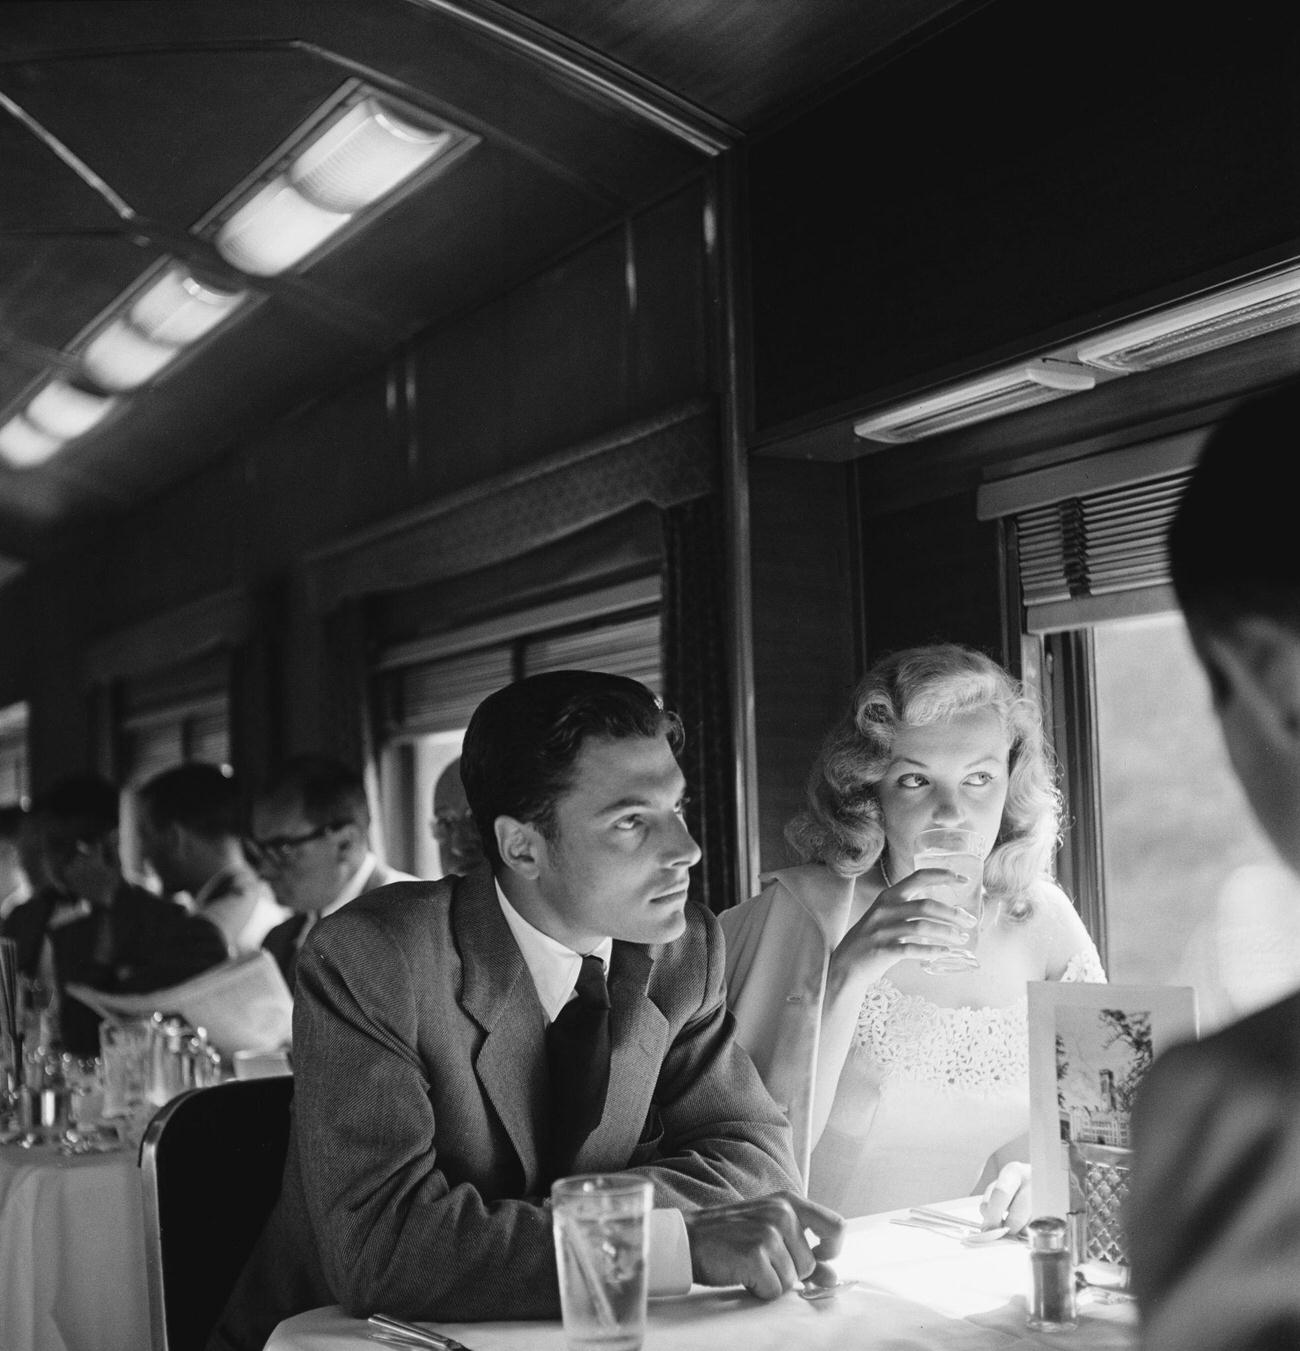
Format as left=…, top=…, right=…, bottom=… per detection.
left=721, top=644, right=1104, bottom=1228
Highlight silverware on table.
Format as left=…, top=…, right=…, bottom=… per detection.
left=367, top=1313, right=476, bottom=1351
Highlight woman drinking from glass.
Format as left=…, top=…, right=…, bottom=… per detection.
left=722, top=643, right=1104, bottom=1231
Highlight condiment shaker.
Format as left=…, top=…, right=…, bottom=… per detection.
left=1027, top=1215, right=1078, bottom=1331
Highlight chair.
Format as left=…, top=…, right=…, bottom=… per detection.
left=139, top=1074, right=294, bottom=1351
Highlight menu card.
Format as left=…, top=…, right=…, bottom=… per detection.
left=65, top=949, right=292, bottom=1058
left=1027, top=980, right=1197, bottom=1221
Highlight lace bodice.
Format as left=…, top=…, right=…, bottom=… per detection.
left=851, top=948, right=1106, bottom=1093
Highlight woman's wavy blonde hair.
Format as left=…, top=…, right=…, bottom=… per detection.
left=784, top=643, right=1062, bottom=916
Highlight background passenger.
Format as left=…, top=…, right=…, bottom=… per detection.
left=1128, top=378, right=1300, bottom=1351
left=252, top=753, right=415, bottom=987
left=430, top=756, right=485, bottom=875
left=1, top=771, right=228, bottom=1053
left=722, top=643, right=1104, bottom=1231
left=136, top=762, right=289, bottom=957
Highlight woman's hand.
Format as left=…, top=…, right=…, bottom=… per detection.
left=980, top=1161, right=1032, bottom=1234
left=838, top=866, right=979, bottom=972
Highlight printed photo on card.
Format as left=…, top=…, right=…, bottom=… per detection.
left=1027, top=981, right=1197, bottom=1221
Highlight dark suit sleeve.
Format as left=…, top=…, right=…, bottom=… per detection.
left=1129, top=1033, right=1300, bottom=1351
left=112, top=887, right=229, bottom=992
left=631, top=908, right=802, bottom=1209
left=291, top=909, right=561, bottom=1321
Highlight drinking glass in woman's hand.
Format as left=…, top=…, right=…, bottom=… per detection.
left=911, top=827, right=985, bottom=974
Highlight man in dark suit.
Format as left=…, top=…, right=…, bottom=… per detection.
left=211, top=671, right=838, bottom=1351
left=2, top=772, right=228, bottom=1054
left=251, top=753, right=414, bottom=986
left=136, top=762, right=288, bottom=957
left=1128, top=378, right=1300, bottom=1351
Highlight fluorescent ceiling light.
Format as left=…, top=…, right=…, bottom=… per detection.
left=0, top=415, right=63, bottom=467
left=1076, top=265, right=1300, bottom=373
left=214, top=94, right=460, bottom=276
left=82, top=317, right=180, bottom=391
left=854, top=362, right=1096, bottom=444
left=130, top=266, right=244, bottom=345
left=290, top=99, right=453, bottom=213
left=214, top=177, right=351, bottom=276
left=25, top=380, right=117, bottom=438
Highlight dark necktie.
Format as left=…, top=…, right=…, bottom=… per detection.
left=546, top=953, right=611, bottom=1181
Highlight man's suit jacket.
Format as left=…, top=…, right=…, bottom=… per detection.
left=210, top=865, right=799, bottom=1351
left=260, top=858, right=411, bottom=986
left=1128, top=989, right=1300, bottom=1351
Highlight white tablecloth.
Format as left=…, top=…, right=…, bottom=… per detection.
left=265, top=1201, right=1138, bottom=1351
left=0, top=1141, right=150, bottom=1351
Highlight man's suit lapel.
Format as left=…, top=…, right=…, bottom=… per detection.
left=576, top=941, right=667, bottom=1170
left=453, top=869, right=550, bottom=1188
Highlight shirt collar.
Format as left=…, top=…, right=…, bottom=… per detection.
left=322, top=850, right=377, bottom=920
left=494, top=877, right=612, bottom=1023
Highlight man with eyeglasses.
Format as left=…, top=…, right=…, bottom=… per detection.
left=430, top=756, right=485, bottom=876
left=253, top=753, right=415, bottom=987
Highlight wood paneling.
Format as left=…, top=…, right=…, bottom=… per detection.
left=858, top=487, right=1005, bottom=667
left=749, top=2, right=1300, bottom=434
left=749, top=457, right=860, bottom=877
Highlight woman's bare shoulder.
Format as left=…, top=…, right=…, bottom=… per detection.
left=1015, top=878, right=1105, bottom=979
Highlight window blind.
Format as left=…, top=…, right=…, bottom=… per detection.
left=522, top=612, right=662, bottom=693
left=977, top=427, right=1210, bottom=633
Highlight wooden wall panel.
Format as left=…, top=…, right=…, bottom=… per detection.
left=749, top=2, right=1300, bottom=433
left=749, top=457, right=860, bottom=877
left=858, top=487, right=1006, bottom=668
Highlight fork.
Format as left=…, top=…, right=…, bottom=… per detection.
left=367, top=1314, right=476, bottom=1351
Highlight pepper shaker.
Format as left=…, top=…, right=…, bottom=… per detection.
left=1027, top=1215, right=1078, bottom=1331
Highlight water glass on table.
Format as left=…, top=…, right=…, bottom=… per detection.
left=552, top=1174, right=652, bottom=1351
left=912, top=826, right=985, bottom=974
left=100, top=1017, right=153, bottom=1118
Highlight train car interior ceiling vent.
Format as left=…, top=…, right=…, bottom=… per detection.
left=852, top=360, right=1095, bottom=445
left=0, top=82, right=475, bottom=472
left=853, top=259, right=1300, bottom=446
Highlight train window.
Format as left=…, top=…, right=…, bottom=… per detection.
left=1057, top=612, right=1300, bottom=1034
left=375, top=581, right=662, bottom=877
left=0, top=701, right=29, bottom=807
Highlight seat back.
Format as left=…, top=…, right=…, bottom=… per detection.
left=139, top=1075, right=294, bottom=1351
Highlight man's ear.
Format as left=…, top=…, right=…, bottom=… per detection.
left=495, top=816, right=544, bottom=880
left=1206, top=617, right=1300, bottom=743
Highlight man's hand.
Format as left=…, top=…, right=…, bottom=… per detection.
left=683, top=1192, right=844, bottom=1300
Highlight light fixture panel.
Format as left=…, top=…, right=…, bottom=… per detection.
left=1076, top=265, right=1300, bottom=373
left=854, top=363, right=1095, bottom=444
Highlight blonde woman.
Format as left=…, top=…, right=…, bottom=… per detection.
left=722, top=644, right=1104, bottom=1229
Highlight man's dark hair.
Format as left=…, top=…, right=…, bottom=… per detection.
left=138, top=762, right=241, bottom=840
left=36, top=772, right=120, bottom=841
left=461, top=669, right=683, bottom=869
left=1170, top=377, right=1300, bottom=633
left=258, top=753, right=370, bottom=829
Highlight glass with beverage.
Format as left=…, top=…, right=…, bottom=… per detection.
left=912, top=826, right=985, bottom=974
left=552, top=1174, right=651, bottom=1351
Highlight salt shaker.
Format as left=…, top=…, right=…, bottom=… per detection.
left=1027, top=1216, right=1077, bottom=1331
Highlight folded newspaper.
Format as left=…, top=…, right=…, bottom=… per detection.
left=65, top=949, right=292, bottom=1057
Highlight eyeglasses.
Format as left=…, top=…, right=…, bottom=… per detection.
left=246, top=821, right=348, bottom=868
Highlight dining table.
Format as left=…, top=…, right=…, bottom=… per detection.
left=264, top=1198, right=1139, bottom=1351
left=0, top=1132, right=151, bottom=1351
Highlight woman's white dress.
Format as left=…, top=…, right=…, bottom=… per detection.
left=807, top=950, right=1104, bottom=1215
left=720, top=864, right=1106, bottom=1214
